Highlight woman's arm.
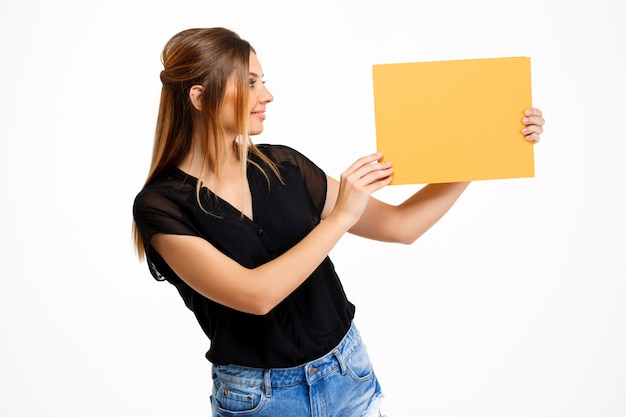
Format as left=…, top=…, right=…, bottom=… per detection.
left=324, top=180, right=470, bottom=244
left=321, top=108, right=545, bottom=244
left=151, top=152, right=393, bottom=315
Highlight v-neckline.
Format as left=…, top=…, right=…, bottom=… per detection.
left=173, top=166, right=256, bottom=222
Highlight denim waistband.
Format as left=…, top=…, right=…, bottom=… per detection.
left=212, top=322, right=362, bottom=395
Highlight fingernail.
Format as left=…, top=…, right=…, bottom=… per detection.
left=522, top=128, right=529, bottom=134
left=525, top=109, right=532, bottom=116
left=523, top=118, right=529, bottom=124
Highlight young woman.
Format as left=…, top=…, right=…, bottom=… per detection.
left=132, top=27, right=544, bottom=417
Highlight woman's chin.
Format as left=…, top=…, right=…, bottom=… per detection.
left=249, top=127, right=264, bottom=136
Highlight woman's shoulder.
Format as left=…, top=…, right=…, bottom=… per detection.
left=255, top=143, right=317, bottom=168
left=134, top=168, right=196, bottom=210
left=256, top=143, right=299, bottom=158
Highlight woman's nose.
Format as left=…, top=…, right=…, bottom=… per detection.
left=261, top=84, right=274, bottom=103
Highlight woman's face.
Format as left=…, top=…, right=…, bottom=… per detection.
left=222, top=52, right=273, bottom=137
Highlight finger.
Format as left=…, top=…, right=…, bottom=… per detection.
left=524, top=108, right=543, bottom=118
left=360, top=168, right=393, bottom=193
left=359, top=164, right=394, bottom=186
left=522, top=126, right=542, bottom=143
left=369, top=173, right=393, bottom=192
left=522, top=115, right=545, bottom=127
left=350, top=160, right=393, bottom=184
left=522, top=125, right=543, bottom=137
left=344, top=152, right=383, bottom=176
left=524, top=132, right=541, bottom=144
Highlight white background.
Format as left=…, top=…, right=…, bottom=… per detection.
left=1, top=0, right=624, bottom=416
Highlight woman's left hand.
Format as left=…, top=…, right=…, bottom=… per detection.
left=522, top=108, right=545, bottom=143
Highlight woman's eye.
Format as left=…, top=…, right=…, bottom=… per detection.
left=249, top=79, right=266, bottom=88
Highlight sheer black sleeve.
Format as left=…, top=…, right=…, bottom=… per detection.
left=132, top=180, right=199, bottom=282
left=257, top=144, right=328, bottom=215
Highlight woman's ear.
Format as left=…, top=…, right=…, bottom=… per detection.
left=189, top=85, right=204, bottom=111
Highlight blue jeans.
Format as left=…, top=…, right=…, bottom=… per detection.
left=210, top=323, right=385, bottom=417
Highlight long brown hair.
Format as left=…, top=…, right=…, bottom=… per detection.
left=132, top=27, right=281, bottom=259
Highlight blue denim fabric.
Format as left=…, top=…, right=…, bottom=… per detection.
left=211, top=323, right=385, bottom=417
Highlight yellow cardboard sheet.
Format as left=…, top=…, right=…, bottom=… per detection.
left=372, top=56, right=534, bottom=184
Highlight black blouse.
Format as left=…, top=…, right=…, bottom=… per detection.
left=132, top=144, right=355, bottom=368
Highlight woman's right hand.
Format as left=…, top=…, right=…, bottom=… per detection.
left=330, top=152, right=393, bottom=228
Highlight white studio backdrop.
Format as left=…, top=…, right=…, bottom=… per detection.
left=1, top=0, right=624, bottom=416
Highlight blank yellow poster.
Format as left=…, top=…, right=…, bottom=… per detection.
left=372, top=56, right=534, bottom=184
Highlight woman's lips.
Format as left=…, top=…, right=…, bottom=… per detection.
left=251, top=111, right=266, bottom=121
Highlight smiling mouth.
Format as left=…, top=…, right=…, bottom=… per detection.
left=251, top=111, right=266, bottom=121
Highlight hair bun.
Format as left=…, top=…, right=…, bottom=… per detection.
left=159, top=70, right=170, bottom=87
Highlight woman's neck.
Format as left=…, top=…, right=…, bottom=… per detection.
left=178, top=135, right=239, bottom=180
left=180, top=138, right=252, bottom=219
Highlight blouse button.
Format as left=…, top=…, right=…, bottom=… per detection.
left=258, top=229, right=264, bottom=235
